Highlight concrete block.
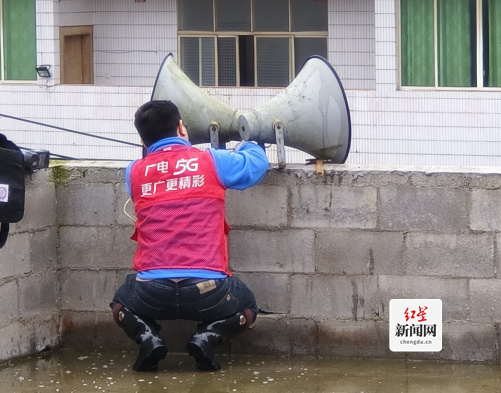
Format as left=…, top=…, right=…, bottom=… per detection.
left=378, top=275, right=468, bottom=322
left=226, top=186, right=288, bottom=227
left=379, top=186, right=468, bottom=232
left=235, top=315, right=316, bottom=356
left=76, top=166, right=125, bottom=184
left=14, top=313, right=60, bottom=354
left=31, top=313, right=60, bottom=352
left=62, top=310, right=143, bottom=352
left=158, top=319, right=200, bottom=354
left=18, top=272, right=58, bottom=315
left=0, top=232, right=31, bottom=279
left=30, top=228, right=58, bottom=274
left=51, top=166, right=85, bottom=184
left=60, top=311, right=109, bottom=350
left=60, top=269, right=118, bottom=312
left=116, top=269, right=135, bottom=285
left=431, top=322, right=497, bottom=362
left=93, top=311, right=136, bottom=351
left=233, top=272, right=289, bottom=314
left=290, top=275, right=379, bottom=320
left=59, top=226, right=136, bottom=269
left=28, top=168, right=52, bottom=185
left=288, top=317, right=318, bottom=356
left=115, top=184, right=136, bottom=225
left=17, top=318, right=36, bottom=356
left=16, top=182, right=56, bottom=231
left=0, top=229, right=57, bottom=276
left=470, top=189, right=501, bottom=231
left=262, top=166, right=309, bottom=187
left=318, top=320, right=497, bottom=363
left=495, top=234, right=501, bottom=276
left=404, top=233, right=493, bottom=278
left=56, top=183, right=116, bottom=226
left=323, top=166, right=410, bottom=187
left=0, top=280, right=19, bottom=322
left=409, top=171, right=471, bottom=188
left=229, top=229, right=315, bottom=273
left=290, top=185, right=377, bottom=229
left=469, top=279, right=501, bottom=322
left=468, top=173, right=501, bottom=190
left=0, top=321, right=22, bottom=361
left=315, top=230, right=404, bottom=275
left=52, top=165, right=126, bottom=185
left=318, top=319, right=393, bottom=359
left=232, top=314, right=291, bottom=356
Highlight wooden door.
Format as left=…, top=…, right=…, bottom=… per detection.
left=60, top=26, right=93, bottom=84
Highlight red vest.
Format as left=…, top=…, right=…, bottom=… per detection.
left=129, top=145, right=231, bottom=275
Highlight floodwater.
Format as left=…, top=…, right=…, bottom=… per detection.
left=0, top=350, right=500, bottom=393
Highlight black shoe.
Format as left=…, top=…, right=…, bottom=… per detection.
left=186, top=331, right=222, bottom=371
left=133, top=337, right=168, bottom=371
left=186, top=311, right=251, bottom=371
left=112, top=303, right=168, bottom=371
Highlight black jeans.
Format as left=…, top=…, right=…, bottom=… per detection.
left=111, top=274, right=258, bottom=323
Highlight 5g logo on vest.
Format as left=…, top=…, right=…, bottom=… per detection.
left=173, top=158, right=199, bottom=175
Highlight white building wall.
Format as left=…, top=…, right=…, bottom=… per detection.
left=354, top=0, right=501, bottom=166
left=329, top=0, right=376, bottom=90
left=0, top=84, right=148, bottom=160
left=2, top=0, right=501, bottom=166
left=93, top=0, right=177, bottom=86
left=2, top=0, right=178, bottom=161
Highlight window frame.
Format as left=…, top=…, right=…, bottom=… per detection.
left=398, top=0, right=501, bottom=91
left=0, top=0, right=37, bottom=83
left=178, top=0, right=327, bottom=88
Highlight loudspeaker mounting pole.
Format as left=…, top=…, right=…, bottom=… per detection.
left=209, top=121, right=224, bottom=149
left=272, top=120, right=286, bottom=169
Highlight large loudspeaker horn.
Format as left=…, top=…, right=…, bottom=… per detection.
left=151, top=53, right=241, bottom=146
left=238, top=56, right=351, bottom=165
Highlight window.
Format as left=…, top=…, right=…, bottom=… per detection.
left=0, top=0, right=37, bottom=81
left=400, top=0, right=501, bottom=88
left=178, top=0, right=327, bottom=87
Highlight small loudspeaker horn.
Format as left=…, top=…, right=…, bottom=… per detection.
left=151, top=53, right=241, bottom=147
left=238, top=56, right=351, bottom=166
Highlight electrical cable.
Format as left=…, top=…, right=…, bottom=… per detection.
left=123, top=197, right=136, bottom=222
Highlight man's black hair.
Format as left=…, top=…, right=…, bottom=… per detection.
left=134, top=100, right=182, bottom=147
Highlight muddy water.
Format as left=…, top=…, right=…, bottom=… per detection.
left=0, top=350, right=500, bottom=392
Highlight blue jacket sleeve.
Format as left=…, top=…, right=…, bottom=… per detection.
left=125, top=160, right=137, bottom=197
left=208, top=142, right=269, bottom=190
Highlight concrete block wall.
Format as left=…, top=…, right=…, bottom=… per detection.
left=5, top=162, right=501, bottom=362
left=49, top=163, right=501, bottom=363
left=52, top=162, right=136, bottom=351
left=0, top=170, right=59, bottom=361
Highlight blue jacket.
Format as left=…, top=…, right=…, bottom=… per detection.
left=125, top=137, right=269, bottom=279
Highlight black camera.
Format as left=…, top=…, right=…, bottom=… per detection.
left=0, top=134, right=51, bottom=248
left=20, top=149, right=50, bottom=172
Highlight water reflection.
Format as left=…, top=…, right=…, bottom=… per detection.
left=0, top=350, right=500, bottom=392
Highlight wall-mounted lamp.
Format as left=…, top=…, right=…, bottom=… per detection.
left=35, top=65, right=51, bottom=78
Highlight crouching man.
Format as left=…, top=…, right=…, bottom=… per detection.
left=110, top=100, right=269, bottom=372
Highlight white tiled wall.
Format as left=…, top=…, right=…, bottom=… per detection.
left=329, top=0, right=376, bottom=90
left=2, top=0, right=501, bottom=166
left=93, top=0, right=177, bottom=86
